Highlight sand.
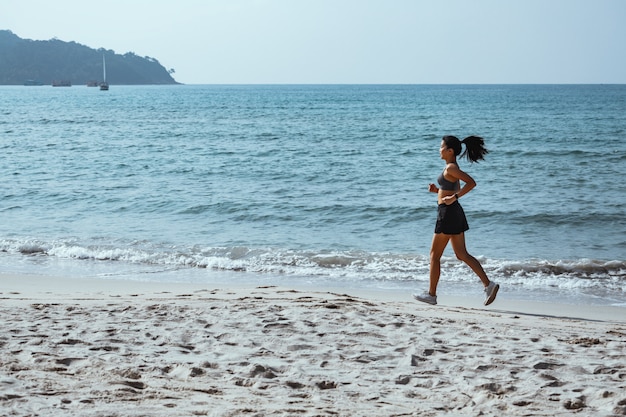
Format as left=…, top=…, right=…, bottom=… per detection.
left=1, top=273, right=625, bottom=417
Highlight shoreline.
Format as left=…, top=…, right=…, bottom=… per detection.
left=1, top=273, right=625, bottom=416
left=2, top=273, right=623, bottom=323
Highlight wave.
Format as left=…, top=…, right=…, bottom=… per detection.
left=472, top=208, right=626, bottom=229
left=1, top=237, right=624, bottom=297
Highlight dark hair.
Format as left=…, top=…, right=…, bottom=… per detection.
left=442, top=135, right=488, bottom=163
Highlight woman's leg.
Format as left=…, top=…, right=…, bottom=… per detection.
left=449, top=233, right=490, bottom=286
left=429, top=233, right=450, bottom=295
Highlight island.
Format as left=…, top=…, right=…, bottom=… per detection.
left=0, top=30, right=179, bottom=86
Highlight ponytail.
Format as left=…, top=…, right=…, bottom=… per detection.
left=460, top=135, right=488, bottom=163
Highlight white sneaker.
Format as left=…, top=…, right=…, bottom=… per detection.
left=413, top=292, right=437, bottom=305
left=484, top=281, right=499, bottom=306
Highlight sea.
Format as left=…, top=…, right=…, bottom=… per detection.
left=1, top=84, right=625, bottom=308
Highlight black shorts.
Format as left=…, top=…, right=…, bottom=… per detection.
left=434, top=201, right=469, bottom=235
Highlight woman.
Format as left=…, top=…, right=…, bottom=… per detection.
left=413, top=135, right=499, bottom=306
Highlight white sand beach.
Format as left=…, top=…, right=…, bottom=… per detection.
left=1, top=273, right=625, bottom=417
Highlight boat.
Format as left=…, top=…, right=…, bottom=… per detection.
left=100, top=54, right=109, bottom=91
left=52, top=80, right=71, bottom=87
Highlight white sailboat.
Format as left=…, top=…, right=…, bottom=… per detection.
left=100, top=54, right=109, bottom=91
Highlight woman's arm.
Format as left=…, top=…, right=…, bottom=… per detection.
left=443, top=164, right=476, bottom=202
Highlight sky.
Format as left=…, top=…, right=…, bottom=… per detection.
left=2, top=0, right=625, bottom=84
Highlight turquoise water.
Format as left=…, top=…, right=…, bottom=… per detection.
left=1, top=84, right=625, bottom=306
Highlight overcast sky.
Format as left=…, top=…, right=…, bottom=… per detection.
left=2, top=0, right=625, bottom=84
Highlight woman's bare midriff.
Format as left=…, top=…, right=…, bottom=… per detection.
left=438, top=189, right=458, bottom=204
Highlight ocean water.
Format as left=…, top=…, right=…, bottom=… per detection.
left=1, top=84, right=625, bottom=307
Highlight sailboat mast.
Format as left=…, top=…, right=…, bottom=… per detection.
left=102, top=54, right=107, bottom=83
left=100, top=54, right=109, bottom=90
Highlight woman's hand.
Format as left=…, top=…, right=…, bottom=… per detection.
left=428, top=183, right=439, bottom=193
left=442, top=194, right=457, bottom=205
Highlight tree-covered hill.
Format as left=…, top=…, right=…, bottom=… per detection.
left=0, top=30, right=179, bottom=85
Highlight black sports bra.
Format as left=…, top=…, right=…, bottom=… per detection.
left=437, top=171, right=459, bottom=191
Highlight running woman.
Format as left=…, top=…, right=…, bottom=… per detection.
left=413, top=135, right=499, bottom=306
